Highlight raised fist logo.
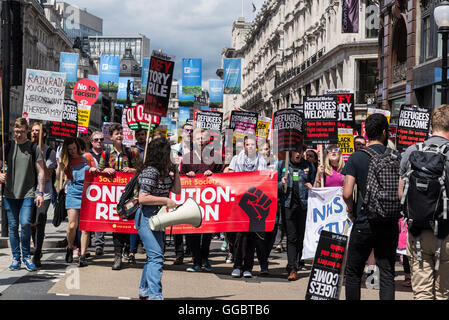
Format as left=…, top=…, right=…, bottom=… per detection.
left=239, top=187, right=273, bottom=232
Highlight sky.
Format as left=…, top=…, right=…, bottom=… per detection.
left=67, top=0, right=265, bottom=89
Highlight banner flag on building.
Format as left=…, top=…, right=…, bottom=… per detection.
left=117, top=77, right=133, bottom=104
left=59, top=52, right=79, bottom=90
left=342, top=0, right=359, bottom=33
left=144, top=50, right=175, bottom=117
left=22, top=69, right=66, bottom=122
left=223, top=58, right=242, bottom=94
left=178, top=106, right=191, bottom=128
left=141, top=57, right=150, bottom=93
left=88, top=75, right=102, bottom=104
left=182, top=58, right=202, bottom=96
left=209, top=79, right=224, bottom=108
left=178, top=80, right=194, bottom=107
left=99, top=55, right=120, bottom=92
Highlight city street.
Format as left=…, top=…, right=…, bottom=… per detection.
left=0, top=209, right=413, bottom=300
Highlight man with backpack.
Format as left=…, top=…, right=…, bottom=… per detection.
left=398, top=104, right=449, bottom=300
left=30, top=122, right=57, bottom=267
left=0, top=118, right=46, bottom=272
left=342, top=113, right=401, bottom=300
left=99, top=123, right=140, bottom=270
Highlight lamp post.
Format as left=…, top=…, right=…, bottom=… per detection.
left=435, top=1, right=449, bottom=105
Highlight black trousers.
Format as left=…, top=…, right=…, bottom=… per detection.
left=31, top=200, right=51, bottom=256
left=174, top=234, right=191, bottom=258
left=113, top=232, right=130, bottom=255
left=187, top=233, right=212, bottom=266
left=344, top=222, right=399, bottom=300
left=233, top=232, right=256, bottom=272
left=283, top=203, right=307, bottom=272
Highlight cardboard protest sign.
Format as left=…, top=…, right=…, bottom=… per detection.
left=367, top=107, right=391, bottom=123
left=305, top=230, right=348, bottom=300
left=337, top=128, right=354, bottom=161
left=79, top=171, right=277, bottom=234
left=324, top=89, right=355, bottom=129
left=144, top=50, right=175, bottom=117
left=303, top=187, right=352, bottom=260
left=397, top=105, right=430, bottom=150
left=195, top=111, right=223, bottom=132
left=22, top=69, right=66, bottom=122
left=77, top=104, right=91, bottom=134
left=304, top=96, right=338, bottom=145
left=49, top=99, right=78, bottom=142
left=122, top=112, right=135, bottom=146
left=73, top=78, right=99, bottom=106
left=102, top=122, right=113, bottom=144
left=256, top=116, right=271, bottom=142
left=126, top=103, right=160, bottom=131
left=229, top=111, right=258, bottom=139
left=273, top=109, right=304, bottom=152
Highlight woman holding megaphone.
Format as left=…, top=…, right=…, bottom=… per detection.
left=136, top=137, right=181, bottom=300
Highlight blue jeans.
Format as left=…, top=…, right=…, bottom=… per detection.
left=4, top=198, right=35, bottom=260
left=130, top=233, right=141, bottom=254
left=135, top=205, right=164, bottom=300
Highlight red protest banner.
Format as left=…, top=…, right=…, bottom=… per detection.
left=79, top=171, right=278, bottom=234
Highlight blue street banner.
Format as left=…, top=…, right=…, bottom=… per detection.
left=99, top=55, right=120, bottom=92
left=117, top=77, right=133, bottom=104
left=59, top=52, right=79, bottom=90
left=223, top=58, right=241, bottom=94
left=182, top=58, right=202, bottom=96
left=88, top=75, right=102, bottom=104
left=141, top=58, right=150, bottom=93
left=209, top=79, right=223, bottom=108
left=178, top=79, right=194, bottom=107
left=178, top=106, right=191, bottom=127
left=201, top=106, right=211, bottom=111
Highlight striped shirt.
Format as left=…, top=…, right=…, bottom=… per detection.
left=139, top=166, right=174, bottom=198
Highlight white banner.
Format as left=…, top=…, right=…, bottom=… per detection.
left=22, top=69, right=66, bottom=122
left=302, top=187, right=352, bottom=260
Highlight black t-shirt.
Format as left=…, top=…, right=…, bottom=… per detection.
left=88, top=149, right=102, bottom=164
left=342, top=144, right=399, bottom=231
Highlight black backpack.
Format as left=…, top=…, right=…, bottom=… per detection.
left=116, top=174, right=140, bottom=221
left=400, top=142, right=449, bottom=270
left=361, top=147, right=402, bottom=220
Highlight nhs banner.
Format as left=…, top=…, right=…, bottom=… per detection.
left=302, top=187, right=352, bottom=260
left=99, top=55, right=120, bottom=92
left=117, top=77, right=133, bottom=104
left=182, top=58, right=202, bottom=96
left=223, top=58, right=241, bottom=94
left=209, top=79, right=223, bottom=108
left=141, top=58, right=150, bottom=93
left=59, top=52, right=79, bottom=90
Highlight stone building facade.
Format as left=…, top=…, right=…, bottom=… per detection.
left=222, top=0, right=380, bottom=130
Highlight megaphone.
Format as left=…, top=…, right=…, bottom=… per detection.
left=149, top=198, right=203, bottom=232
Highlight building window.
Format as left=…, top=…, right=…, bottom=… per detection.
left=422, top=16, right=431, bottom=61
left=358, top=60, right=377, bottom=104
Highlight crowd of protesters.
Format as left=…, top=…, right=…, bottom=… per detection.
left=0, top=104, right=448, bottom=301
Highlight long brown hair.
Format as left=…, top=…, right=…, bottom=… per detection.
left=61, top=137, right=83, bottom=168
left=138, top=137, right=173, bottom=179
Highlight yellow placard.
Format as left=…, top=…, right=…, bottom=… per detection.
left=367, top=108, right=391, bottom=123
left=77, top=104, right=91, bottom=130
left=338, top=128, right=354, bottom=160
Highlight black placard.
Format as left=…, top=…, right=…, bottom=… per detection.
left=196, top=111, right=223, bottom=132
left=305, top=230, right=348, bottom=300
left=273, top=109, right=304, bottom=152
left=324, top=91, right=355, bottom=129
left=397, top=104, right=430, bottom=151
left=49, top=99, right=78, bottom=142
left=304, top=96, right=338, bottom=145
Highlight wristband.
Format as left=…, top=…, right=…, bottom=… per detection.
left=38, top=191, right=44, bottom=196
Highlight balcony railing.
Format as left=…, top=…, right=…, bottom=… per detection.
left=356, top=90, right=376, bottom=105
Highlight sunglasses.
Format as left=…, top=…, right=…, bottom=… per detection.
left=93, top=138, right=104, bottom=142
left=327, top=148, right=340, bottom=153
left=184, top=129, right=193, bottom=133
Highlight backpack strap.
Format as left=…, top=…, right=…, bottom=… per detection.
left=360, top=147, right=380, bottom=159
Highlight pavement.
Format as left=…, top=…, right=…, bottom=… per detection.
left=0, top=206, right=414, bottom=300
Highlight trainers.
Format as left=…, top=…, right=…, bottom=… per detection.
left=95, top=247, right=104, bottom=256
left=128, top=254, right=136, bottom=265
left=8, top=259, right=21, bottom=271
left=260, top=268, right=269, bottom=276
left=202, top=260, right=212, bottom=272
left=231, top=268, right=241, bottom=277
left=186, top=265, right=202, bottom=272
left=79, top=255, right=88, bottom=268
left=173, top=257, right=184, bottom=265
left=32, top=255, right=42, bottom=268
left=243, top=271, right=252, bottom=278
left=22, top=257, right=37, bottom=272
left=65, top=247, right=73, bottom=263
left=225, top=252, right=233, bottom=264
left=220, top=241, right=228, bottom=252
